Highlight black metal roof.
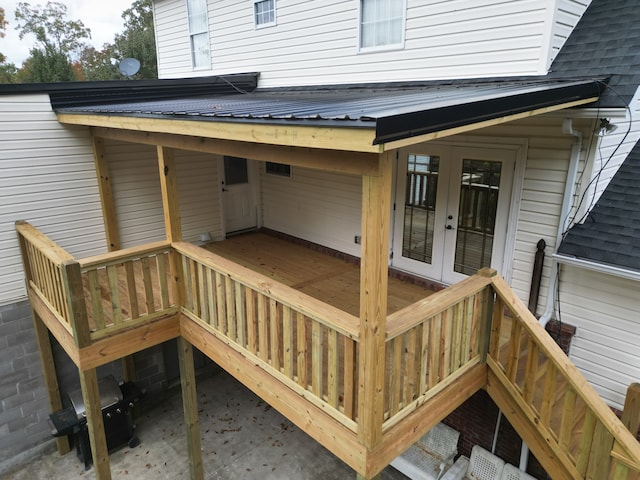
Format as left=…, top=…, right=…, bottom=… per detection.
left=549, top=0, right=640, bottom=108
left=558, top=140, right=640, bottom=272
left=57, top=78, right=604, bottom=145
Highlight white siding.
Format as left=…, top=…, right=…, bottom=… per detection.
left=544, top=0, right=591, bottom=69
left=261, top=165, right=362, bottom=257
left=0, top=95, right=107, bottom=305
left=559, top=265, right=640, bottom=410
left=154, top=0, right=562, bottom=86
left=106, top=140, right=224, bottom=247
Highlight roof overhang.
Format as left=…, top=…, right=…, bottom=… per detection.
left=56, top=78, right=605, bottom=153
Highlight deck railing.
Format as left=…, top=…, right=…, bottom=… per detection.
left=78, top=242, right=176, bottom=340
left=174, top=242, right=361, bottom=430
left=16, top=221, right=77, bottom=335
left=383, top=271, right=494, bottom=429
left=487, top=275, right=640, bottom=480
left=16, top=221, right=640, bottom=479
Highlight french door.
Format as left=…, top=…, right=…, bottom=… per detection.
left=392, top=144, right=515, bottom=284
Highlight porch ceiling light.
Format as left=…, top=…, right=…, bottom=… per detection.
left=596, top=118, right=618, bottom=136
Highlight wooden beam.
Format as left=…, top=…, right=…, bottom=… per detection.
left=156, top=146, right=182, bottom=243
left=367, top=362, right=487, bottom=476
left=357, top=151, right=393, bottom=448
left=180, top=316, right=367, bottom=475
left=177, top=337, right=204, bottom=480
left=380, top=97, right=600, bottom=150
left=56, top=113, right=381, bottom=153
left=486, top=367, right=578, bottom=480
left=79, top=369, right=111, bottom=479
left=91, top=127, right=380, bottom=177
left=78, top=313, right=180, bottom=371
left=91, top=136, right=120, bottom=251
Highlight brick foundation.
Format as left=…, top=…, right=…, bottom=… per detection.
left=544, top=319, right=577, bottom=355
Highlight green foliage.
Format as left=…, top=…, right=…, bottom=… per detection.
left=112, top=0, right=157, bottom=79
left=17, top=46, right=76, bottom=82
left=15, top=1, right=91, bottom=60
left=1, top=7, right=8, bottom=64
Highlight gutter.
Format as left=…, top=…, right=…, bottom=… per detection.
left=539, top=118, right=582, bottom=327
left=553, top=253, right=640, bottom=281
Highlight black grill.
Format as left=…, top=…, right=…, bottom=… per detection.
left=48, top=375, right=143, bottom=469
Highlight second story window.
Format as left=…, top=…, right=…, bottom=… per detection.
left=187, top=0, right=211, bottom=68
left=254, top=0, right=276, bottom=28
left=359, top=0, right=406, bottom=51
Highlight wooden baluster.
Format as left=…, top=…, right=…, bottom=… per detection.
left=245, top=289, right=256, bottom=354
left=576, top=410, right=596, bottom=477
left=125, top=262, right=139, bottom=318
left=312, top=321, right=322, bottom=398
left=428, top=314, right=441, bottom=389
left=523, top=338, right=539, bottom=404
left=197, top=262, right=207, bottom=323
left=559, top=387, right=576, bottom=452
left=226, top=277, right=236, bottom=342
left=283, top=306, right=293, bottom=378
left=404, top=329, right=417, bottom=406
left=506, top=317, right=522, bottom=383
left=206, top=269, right=216, bottom=328
left=328, top=328, right=338, bottom=408
left=540, top=361, right=556, bottom=429
left=257, top=294, right=268, bottom=361
left=343, top=337, right=356, bottom=419
left=87, top=269, right=105, bottom=331
left=235, top=283, right=246, bottom=348
left=296, top=312, right=308, bottom=389
left=156, top=252, right=170, bottom=309
left=215, top=272, right=226, bottom=333
left=419, top=322, right=429, bottom=395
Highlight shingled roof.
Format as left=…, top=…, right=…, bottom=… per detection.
left=558, top=141, right=640, bottom=272
left=549, top=0, right=640, bottom=108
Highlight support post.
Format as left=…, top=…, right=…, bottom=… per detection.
left=622, top=383, right=640, bottom=437
left=92, top=136, right=121, bottom=251
left=79, top=369, right=111, bottom=480
left=357, top=151, right=393, bottom=451
left=157, top=145, right=182, bottom=243
left=178, top=337, right=204, bottom=480
left=33, top=312, right=70, bottom=454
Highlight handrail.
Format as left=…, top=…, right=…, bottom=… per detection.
left=489, top=274, right=640, bottom=477
left=79, top=241, right=171, bottom=269
left=174, top=241, right=360, bottom=339
left=386, top=272, right=493, bottom=340
left=15, top=220, right=74, bottom=264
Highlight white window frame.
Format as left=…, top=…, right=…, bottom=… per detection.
left=186, top=0, right=211, bottom=69
left=254, top=0, right=277, bottom=29
left=358, top=0, right=407, bottom=53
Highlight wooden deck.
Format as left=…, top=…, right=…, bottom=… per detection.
left=204, top=231, right=435, bottom=317
left=15, top=221, right=640, bottom=480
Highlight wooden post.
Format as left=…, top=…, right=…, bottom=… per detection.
left=622, top=383, right=640, bottom=437
left=356, top=473, right=381, bottom=480
left=79, top=369, right=111, bottom=480
left=478, top=268, right=497, bottom=363
left=157, top=146, right=182, bottom=243
left=177, top=337, right=204, bottom=480
left=357, top=151, right=393, bottom=450
left=33, top=312, right=71, bottom=454
left=92, top=136, right=121, bottom=251
left=62, top=260, right=91, bottom=348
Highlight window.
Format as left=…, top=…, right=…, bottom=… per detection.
left=265, top=162, right=291, bottom=177
left=254, top=0, right=276, bottom=28
left=187, top=0, right=210, bottom=68
left=359, top=0, right=406, bottom=50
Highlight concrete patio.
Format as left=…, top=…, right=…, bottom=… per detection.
left=2, top=365, right=410, bottom=480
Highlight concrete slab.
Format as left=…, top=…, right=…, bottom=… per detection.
left=1, top=367, right=409, bottom=480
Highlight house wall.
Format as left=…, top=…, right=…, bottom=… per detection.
left=105, top=140, right=224, bottom=248
left=558, top=265, right=640, bottom=410
left=153, top=0, right=591, bottom=87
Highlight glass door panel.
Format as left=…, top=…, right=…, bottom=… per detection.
left=402, top=154, right=439, bottom=263
left=454, top=159, right=502, bottom=275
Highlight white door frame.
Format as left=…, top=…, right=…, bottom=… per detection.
left=218, top=156, right=260, bottom=235
left=391, top=138, right=525, bottom=284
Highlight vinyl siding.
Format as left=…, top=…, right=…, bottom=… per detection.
left=545, top=0, right=591, bottom=68
left=154, top=0, right=562, bottom=86
left=105, top=140, right=224, bottom=248
left=559, top=265, right=640, bottom=410
left=0, top=95, right=106, bottom=305
left=261, top=164, right=362, bottom=256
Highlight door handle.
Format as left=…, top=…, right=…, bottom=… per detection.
left=446, top=225, right=454, bottom=230
left=222, top=188, right=229, bottom=192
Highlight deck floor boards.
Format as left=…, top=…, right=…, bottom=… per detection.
left=205, top=231, right=435, bottom=317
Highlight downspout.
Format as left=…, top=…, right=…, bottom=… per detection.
left=539, top=118, right=583, bottom=328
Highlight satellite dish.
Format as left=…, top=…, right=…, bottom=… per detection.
left=118, top=58, right=141, bottom=78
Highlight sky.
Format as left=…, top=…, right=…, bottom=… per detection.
left=1, top=0, right=136, bottom=65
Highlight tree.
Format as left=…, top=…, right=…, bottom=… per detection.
left=78, top=0, right=157, bottom=81
left=14, top=1, right=91, bottom=82
left=0, top=7, right=6, bottom=62
left=112, top=0, right=157, bottom=79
